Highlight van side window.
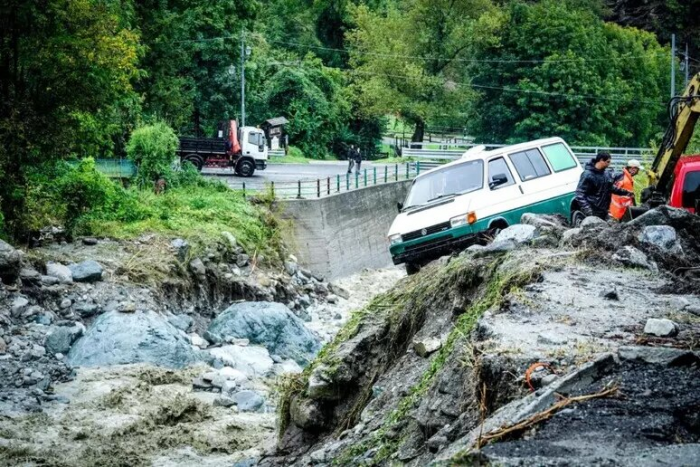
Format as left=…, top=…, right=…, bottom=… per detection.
left=682, top=171, right=700, bottom=208
left=542, top=143, right=577, bottom=172
left=488, top=157, right=515, bottom=190
left=509, top=149, right=551, bottom=181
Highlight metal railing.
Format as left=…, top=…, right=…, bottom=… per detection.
left=93, top=158, right=137, bottom=178
left=402, top=144, right=655, bottom=170
left=224, top=163, right=420, bottom=199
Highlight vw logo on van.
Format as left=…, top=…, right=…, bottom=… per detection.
left=421, top=228, right=427, bottom=236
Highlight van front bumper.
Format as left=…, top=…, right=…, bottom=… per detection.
left=391, top=231, right=480, bottom=265
left=255, top=160, right=267, bottom=170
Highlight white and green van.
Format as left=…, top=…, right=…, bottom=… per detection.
left=388, top=137, right=583, bottom=274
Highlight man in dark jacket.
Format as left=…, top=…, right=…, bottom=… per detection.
left=575, top=152, right=634, bottom=220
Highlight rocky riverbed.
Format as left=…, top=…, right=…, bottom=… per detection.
left=0, top=231, right=405, bottom=465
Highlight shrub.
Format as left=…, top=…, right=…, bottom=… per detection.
left=287, top=146, right=304, bottom=159
left=126, top=122, right=179, bottom=184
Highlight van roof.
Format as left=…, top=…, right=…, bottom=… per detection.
left=415, top=137, right=569, bottom=177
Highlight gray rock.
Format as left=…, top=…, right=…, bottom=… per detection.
left=560, top=228, right=582, bottom=246
left=687, top=305, right=700, bottom=317
left=45, top=325, right=84, bottom=355
left=168, top=314, right=193, bottom=332
left=68, top=260, right=103, bottom=283
left=221, top=231, right=237, bottom=249
left=189, top=258, right=206, bottom=277
left=171, top=239, right=189, bottom=262
left=643, top=318, right=679, bottom=337
left=0, top=337, right=6, bottom=354
left=494, top=224, right=537, bottom=244
left=81, top=237, right=98, bottom=246
left=328, top=283, right=350, bottom=300
left=628, top=205, right=693, bottom=227
left=236, top=254, right=250, bottom=268
left=541, top=374, right=557, bottom=386
left=413, top=338, right=442, bottom=358
left=474, top=239, right=517, bottom=257
left=612, top=246, right=658, bottom=272
left=520, top=213, right=567, bottom=231
left=272, top=360, right=303, bottom=376
left=213, top=395, right=236, bottom=408
left=67, top=310, right=201, bottom=368
left=221, top=380, right=238, bottom=395
left=205, top=301, right=320, bottom=366
left=59, top=299, right=72, bottom=309
left=34, top=312, right=54, bottom=326
left=465, top=244, right=485, bottom=252
left=580, top=216, right=607, bottom=229
left=638, top=225, right=682, bottom=255
left=537, top=332, right=568, bottom=345
left=0, top=239, right=21, bottom=284
left=20, top=268, right=40, bottom=284
left=233, top=390, right=265, bottom=412
left=208, top=345, right=274, bottom=377
left=117, top=301, right=136, bottom=313
left=40, top=275, right=60, bottom=286
left=189, top=333, right=208, bottom=348
left=74, top=302, right=100, bottom=317
left=306, top=364, right=340, bottom=400
left=619, top=346, right=700, bottom=366
left=46, top=262, right=72, bottom=283
left=284, top=261, right=298, bottom=276
left=11, top=297, right=29, bottom=315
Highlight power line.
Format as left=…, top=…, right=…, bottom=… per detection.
left=349, top=69, right=664, bottom=106
left=170, top=34, right=667, bottom=65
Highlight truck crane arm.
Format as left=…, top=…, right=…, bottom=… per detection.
left=649, top=72, right=700, bottom=195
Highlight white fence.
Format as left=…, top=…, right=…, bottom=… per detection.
left=402, top=143, right=654, bottom=170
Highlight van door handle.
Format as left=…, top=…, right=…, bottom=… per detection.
left=518, top=186, right=524, bottom=194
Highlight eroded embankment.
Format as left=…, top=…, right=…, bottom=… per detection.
left=269, top=209, right=700, bottom=466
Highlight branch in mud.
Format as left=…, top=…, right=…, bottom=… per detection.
left=475, top=384, right=621, bottom=449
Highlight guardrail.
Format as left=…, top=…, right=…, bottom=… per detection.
left=224, top=163, right=420, bottom=199
left=93, top=159, right=137, bottom=178
left=402, top=144, right=655, bottom=171
left=269, top=148, right=285, bottom=157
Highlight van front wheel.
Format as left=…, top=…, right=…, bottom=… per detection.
left=571, top=210, right=586, bottom=227
left=405, top=262, right=421, bottom=275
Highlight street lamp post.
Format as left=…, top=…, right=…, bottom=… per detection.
left=240, top=32, right=252, bottom=127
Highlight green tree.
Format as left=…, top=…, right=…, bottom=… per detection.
left=133, top=0, right=259, bottom=136
left=126, top=122, right=179, bottom=184
left=347, top=0, right=493, bottom=143
left=467, top=0, right=669, bottom=146
left=0, top=0, right=141, bottom=235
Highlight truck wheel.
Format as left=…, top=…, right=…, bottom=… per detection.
left=405, top=262, right=421, bottom=275
left=236, top=159, right=255, bottom=177
left=183, top=155, right=204, bottom=172
left=571, top=210, right=586, bottom=227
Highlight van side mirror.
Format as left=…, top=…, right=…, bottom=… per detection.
left=489, top=173, right=508, bottom=189
left=397, top=202, right=403, bottom=213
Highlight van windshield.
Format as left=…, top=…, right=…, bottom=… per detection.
left=404, top=160, right=484, bottom=209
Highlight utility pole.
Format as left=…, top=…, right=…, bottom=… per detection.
left=685, top=42, right=690, bottom=88
left=240, top=31, right=246, bottom=128
left=671, top=33, right=676, bottom=98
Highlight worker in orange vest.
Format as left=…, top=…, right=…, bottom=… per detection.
left=609, top=159, right=644, bottom=220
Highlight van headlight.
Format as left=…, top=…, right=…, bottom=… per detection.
left=388, top=233, right=402, bottom=245
left=450, top=211, right=477, bottom=227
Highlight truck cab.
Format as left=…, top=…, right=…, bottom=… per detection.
left=239, top=127, right=268, bottom=174
left=668, top=156, right=700, bottom=213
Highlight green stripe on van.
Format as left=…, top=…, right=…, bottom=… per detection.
left=390, top=192, right=574, bottom=257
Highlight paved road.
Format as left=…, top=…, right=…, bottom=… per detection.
left=203, top=161, right=414, bottom=190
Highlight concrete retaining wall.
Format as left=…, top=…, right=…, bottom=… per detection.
left=281, top=180, right=412, bottom=280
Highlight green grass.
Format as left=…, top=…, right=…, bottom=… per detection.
left=82, top=183, right=283, bottom=262
left=372, top=156, right=418, bottom=164
left=269, top=155, right=314, bottom=164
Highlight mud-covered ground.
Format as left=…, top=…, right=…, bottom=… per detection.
left=482, top=360, right=700, bottom=466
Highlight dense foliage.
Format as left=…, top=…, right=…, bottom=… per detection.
left=0, top=0, right=695, bottom=239
left=126, top=122, right=180, bottom=184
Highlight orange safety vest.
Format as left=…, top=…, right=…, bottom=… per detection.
left=609, top=168, right=634, bottom=220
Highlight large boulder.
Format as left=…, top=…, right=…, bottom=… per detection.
left=205, top=301, right=321, bottom=366
left=612, top=246, right=658, bottom=272
left=208, top=345, right=274, bottom=377
left=0, top=239, right=21, bottom=284
left=67, top=310, right=201, bottom=368
left=68, top=260, right=103, bottom=283
left=45, top=324, right=84, bottom=355
left=638, top=226, right=683, bottom=255
left=493, top=224, right=537, bottom=244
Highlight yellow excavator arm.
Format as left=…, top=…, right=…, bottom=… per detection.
left=649, top=72, right=700, bottom=195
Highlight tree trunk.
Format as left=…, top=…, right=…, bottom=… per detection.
left=411, top=119, right=425, bottom=148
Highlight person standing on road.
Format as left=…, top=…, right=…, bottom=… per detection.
left=575, top=152, right=634, bottom=220
left=347, top=144, right=357, bottom=174
left=353, top=145, right=362, bottom=174
left=609, top=159, right=644, bottom=220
